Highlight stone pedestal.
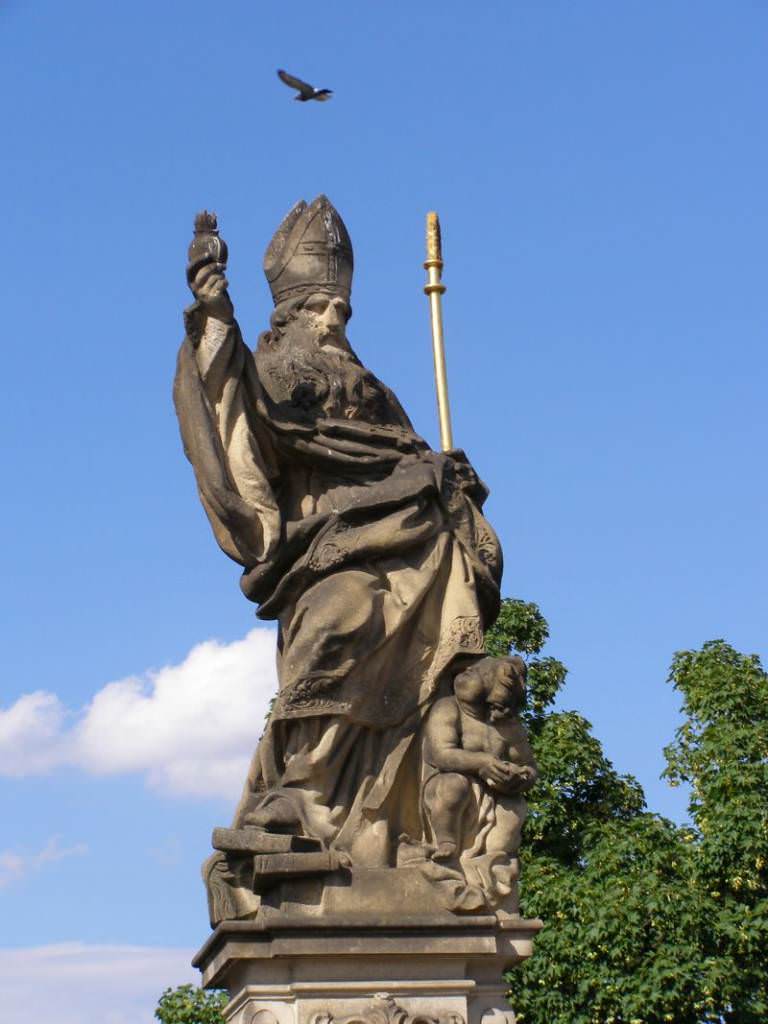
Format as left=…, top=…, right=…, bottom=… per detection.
left=193, top=911, right=541, bottom=1024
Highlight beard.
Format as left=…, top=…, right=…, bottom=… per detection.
left=256, top=321, right=390, bottom=424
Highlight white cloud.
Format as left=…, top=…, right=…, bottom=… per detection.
left=0, top=691, right=71, bottom=775
left=0, top=836, right=89, bottom=889
left=0, top=943, right=198, bottom=1024
left=0, top=628, right=278, bottom=800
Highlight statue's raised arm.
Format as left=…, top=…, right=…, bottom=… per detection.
left=175, top=212, right=281, bottom=569
left=174, top=197, right=532, bottom=926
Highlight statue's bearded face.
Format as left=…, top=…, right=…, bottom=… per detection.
left=296, top=293, right=351, bottom=351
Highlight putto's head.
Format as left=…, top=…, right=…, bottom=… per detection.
left=454, top=656, right=527, bottom=722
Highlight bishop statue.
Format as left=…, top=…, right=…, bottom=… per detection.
left=174, top=197, right=536, bottom=923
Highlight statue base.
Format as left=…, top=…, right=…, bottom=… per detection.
left=193, top=909, right=541, bottom=1024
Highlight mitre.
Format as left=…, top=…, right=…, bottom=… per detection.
left=263, top=195, right=353, bottom=306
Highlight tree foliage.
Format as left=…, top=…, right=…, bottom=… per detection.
left=664, top=641, right=768, bottom=1023
left=486, top=599, right=768, bottom=1024
left=155, top=984, right=227, bottom=1024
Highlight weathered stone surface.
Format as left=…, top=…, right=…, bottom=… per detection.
left=419, top=657, right=537, bottom=912
left=192, top=914, right=541, bottom=1024
left=309, top=993, right=465, bottom=1024
left=174, top=198, right=537, bottom=919
left=251, top=851, right=347, bottom=892
left=212, top=829, right=322, bottom=855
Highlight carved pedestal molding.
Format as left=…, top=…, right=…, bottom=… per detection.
left=311, top=992, right=465, bottom=1024
left=193, top=915, right=539, bottom=1024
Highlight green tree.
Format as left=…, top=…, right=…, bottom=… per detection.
left=155, top=984, right=227, bottom=1024
left=487, top=599, right=768, bottom=1024
left=664, top=641, right=768, bottom=1023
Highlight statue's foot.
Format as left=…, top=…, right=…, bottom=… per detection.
left=432, top=841, right=458, bottom=862
left=242, top=797, right=301, bottom=833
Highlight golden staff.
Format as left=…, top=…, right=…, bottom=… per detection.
left=424, top=212, right=454, bottom=452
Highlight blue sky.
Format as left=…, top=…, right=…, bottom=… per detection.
left=1, top=1, right=766, bottom=1020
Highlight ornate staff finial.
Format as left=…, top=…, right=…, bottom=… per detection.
left=426, top=211, right=442, bottom=265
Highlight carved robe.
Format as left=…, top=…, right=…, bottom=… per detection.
left=174, top=307, right=502, bottom=862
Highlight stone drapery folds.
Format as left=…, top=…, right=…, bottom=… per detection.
left=174, top=197, right=535, bottom=922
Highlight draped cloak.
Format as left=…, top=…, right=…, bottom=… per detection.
left=174, top=306, right=503, bottom=863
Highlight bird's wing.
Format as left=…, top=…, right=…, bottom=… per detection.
left=277, top=69, right=314, bottom=96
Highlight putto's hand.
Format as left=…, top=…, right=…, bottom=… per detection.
left=190, top=262, right=234, bottom=323
left=478, top=755, right=512, bottom=786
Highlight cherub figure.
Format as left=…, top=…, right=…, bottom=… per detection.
left=422, top=656, right=538, bottom=871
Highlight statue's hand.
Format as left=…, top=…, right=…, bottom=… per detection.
left=444, top=449, right=488, bottom=505
left=493, top=764, right=536, bottom=795
left=477, top=754, right=513, bottom=787
left=190, top=262, right=234, bottom=324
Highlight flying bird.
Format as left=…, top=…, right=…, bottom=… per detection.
left=277, top=69, right=333, bottom=102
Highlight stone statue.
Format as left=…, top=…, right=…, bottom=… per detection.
left=420, top=656, right=537, bottom=910
left=174, top=197, right=537, bottom=924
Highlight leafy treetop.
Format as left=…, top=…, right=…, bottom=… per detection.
left=487, top=599, right=768, bottom=1024
left=155, top=984, right=227, bottom=1024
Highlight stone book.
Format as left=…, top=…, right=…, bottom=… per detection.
left=211, top=828, right=321, bottom=855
